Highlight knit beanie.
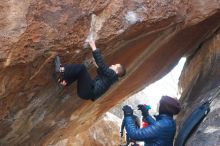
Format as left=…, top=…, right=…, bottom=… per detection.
left=159, top=95, right=181, bottom=116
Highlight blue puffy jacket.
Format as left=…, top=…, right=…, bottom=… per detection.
left=125, top=114, right=176, bottom=146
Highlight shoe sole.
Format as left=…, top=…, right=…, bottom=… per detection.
left=55, top=56, right=61, bottom=72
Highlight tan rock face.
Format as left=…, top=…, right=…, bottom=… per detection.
left=0, top=0, right=220, bottom=145
left=52, top=113, right=122, bottom=146
left=176, top=30, right=220, bottom=146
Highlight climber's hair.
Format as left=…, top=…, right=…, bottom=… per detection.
left=117, top=64, right=126, bottom=78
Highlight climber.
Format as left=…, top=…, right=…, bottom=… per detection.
left=54, top=39, right=126, bottom=101
left=122, top=95, right=181, bottom=146
left=120, top=114, right=140, bottom=146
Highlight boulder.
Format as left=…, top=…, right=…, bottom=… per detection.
left=0, top=0, right=219, bottom=145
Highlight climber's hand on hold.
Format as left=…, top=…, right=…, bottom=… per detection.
left=88, top=40, right=97, bottom=51
left=58, top=78, right=67, bottom=86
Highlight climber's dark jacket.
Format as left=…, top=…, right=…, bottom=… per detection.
left=92, top=50, right=118, bottom=98
left=62, top=49, right=118, bottom=99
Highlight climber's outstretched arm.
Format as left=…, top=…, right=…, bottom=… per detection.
left=88, top=40, right=116, bottom=77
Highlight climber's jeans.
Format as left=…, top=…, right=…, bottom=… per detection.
left=62, top=64, right=95, bottom=100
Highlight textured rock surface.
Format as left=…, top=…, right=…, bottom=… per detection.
left=176, top=30, right=220, bottom=146
left=51, top=113, right=121, bottom=146
left=0, top=0, right=220, bottom=145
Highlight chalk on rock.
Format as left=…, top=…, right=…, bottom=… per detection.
left=85, top=32, right=94, bottom=43
left=125, top=11, right=139, bottom=25
left=84, top=14, right=98, bottom=49
left=83, top=42, right=89, bottom=49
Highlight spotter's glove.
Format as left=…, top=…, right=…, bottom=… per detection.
left=122, top=105, right=133, bottom=117
left=137, top=104, right=150, bottom=118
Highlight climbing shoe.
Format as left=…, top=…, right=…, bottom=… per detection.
left=54, top=56, right=61, bottom=73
